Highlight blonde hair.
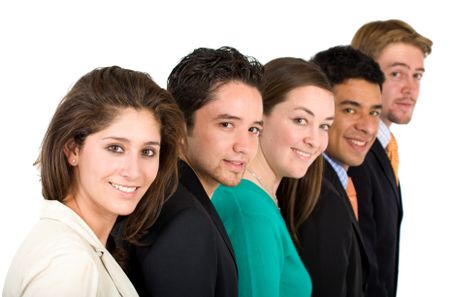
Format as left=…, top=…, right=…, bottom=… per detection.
left=351, top=19, right=433, bottom=60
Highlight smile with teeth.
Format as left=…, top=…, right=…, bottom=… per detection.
left=292, top=148, right=312, bottom=158
left=109, top=182, right=138, bottom=193
left=349, top=139, right=367, bottom=147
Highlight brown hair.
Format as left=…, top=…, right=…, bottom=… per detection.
left=351, top=19, right=433, bottom=60
left=263, top=57, right=332, bottom=248
left=36, top=66, right=185, bottom=244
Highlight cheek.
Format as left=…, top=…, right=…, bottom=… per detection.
left=319, top=133, right=329, bottom=153
left=143, top=161, right=160, bottom=183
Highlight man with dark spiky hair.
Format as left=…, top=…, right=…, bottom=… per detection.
left=124, top=46, right=264, bottom=297
left=298, top=45, right=384, bottom=297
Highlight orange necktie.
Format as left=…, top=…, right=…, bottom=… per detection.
left=346, top=177, right=358, bottom=220
left=386, top=133, right=399, bottom=185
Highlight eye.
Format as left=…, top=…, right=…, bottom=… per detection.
left=319, top=123, right=331, bottom=131
left=343, top=108, right=355, bottom=114
left=413, top=72, right=423, bottom=81
left=142, top=148, right=156, bottom=157
left=249, top=126, right=261, bottom=136
left=294, top=118, right=307, bottom=125
left=370, top=110, right=381, bottom=117
left=220, top=122, right=233, bottom=129
left=390, top=71, right=402, bottom=79
left=107, top=145, right=124, bottom=153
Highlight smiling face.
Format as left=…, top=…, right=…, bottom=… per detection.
left=377, top=42, right=425, bottom=126
left=67, top=108, right=161, bottom=222
left=326, top=79, right=382, bottom=169
left=185, top=81, right=263, bottom=196
left=260, top=86, right=335, bottom=179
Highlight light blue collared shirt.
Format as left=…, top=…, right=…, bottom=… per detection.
left=323, top=153, right=348, bottom=189
left=377, top=121, right=391, bottom=149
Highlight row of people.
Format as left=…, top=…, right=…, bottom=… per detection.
left=3, top=19, right=432, bottom=297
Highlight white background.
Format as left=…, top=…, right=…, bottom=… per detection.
left=1, top=1, right=448, bottom=295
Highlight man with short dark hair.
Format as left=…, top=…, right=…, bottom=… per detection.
left=125, top=46, right=264, bottom=297
left=298, top=45, right=384, bottom=297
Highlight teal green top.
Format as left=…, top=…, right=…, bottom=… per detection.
left=212, top=179, right=312, bottom=297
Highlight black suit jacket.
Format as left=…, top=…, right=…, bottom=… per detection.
left=348, top=139, right=403, bottom=297
left=297, top=160, right=368, bottom=297
left=126, top=161, right=238, bottom=297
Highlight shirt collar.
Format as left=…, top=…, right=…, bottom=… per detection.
left=323, top=153, right=348, bottom=189
left=377, top=121, right=391, bottom=149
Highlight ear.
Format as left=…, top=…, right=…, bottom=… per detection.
left=64, top=138, right=80, bottom=166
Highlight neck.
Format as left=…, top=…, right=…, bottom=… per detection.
left=245, top=147, right=280, bottom=201
left=381, top=117, right=392, bottom=129
left=183, top=158, right=218, bottom=198
left=64, top=196, right=116, bottom=246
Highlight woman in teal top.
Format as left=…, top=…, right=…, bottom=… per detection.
left=212, top=58, right=335, bottom=297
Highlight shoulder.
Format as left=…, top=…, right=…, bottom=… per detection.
left=4, top=222, right=100, bottom=297
left=214, top=180, right=273, bottom=214
left=138, top=184, right=217, bottom=245
left=214, top=181, right=286, bottom=238
left=308, top=178, right=351, bottom=225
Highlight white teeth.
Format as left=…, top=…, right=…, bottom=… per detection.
left=110, top=182, right=137, bottom=193
left=293, top=148, right=311, bottom=158
left=350, top=139, right=366, bottom=147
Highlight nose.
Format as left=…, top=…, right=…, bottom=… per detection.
left=402, top=75, right=419, bottom=97
left=354, top=113, right=378, bottom=136
left=119, top=152, right=141, bottom=180
left=233, top=130, right=253, bottom=155
left=303, top=126, right=320, bottom=149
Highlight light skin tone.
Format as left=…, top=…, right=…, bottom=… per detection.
left=326, top=78, right=382, bottom=170
left=65, top=108, right=161, bottom=245
left=376, top=42, right=425, bottom=127
left=245, top=86, right=335, bottom=201
left=185, top=80, right=263, bottom=198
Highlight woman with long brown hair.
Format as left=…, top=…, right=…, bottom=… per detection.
left=3, top=66, right=184, bottom=297
left=212, top=57, right=335, bottom=297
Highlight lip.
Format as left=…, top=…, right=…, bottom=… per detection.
left=394, top=98, right=416, bottom=108
left=109, top=181, right=139, bottom=194
left=223, top=159, right=246, bottom=172
left=345, top=137, right=372, bottom=153
left=291, top=147, right=313, bottom=160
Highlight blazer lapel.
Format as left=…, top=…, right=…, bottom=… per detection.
left=371, top=140, right=401, bottom=206
left=178, top=161, right=237, bottom=266
left=324, top=161, right=370, bottom=280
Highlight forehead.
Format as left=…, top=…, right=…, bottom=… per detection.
left=275, top=85, right=334, bottom=114
left=334, top=79, right=382, bottom=106
left=96, top=108, right=160, bottom=137
left=377, top=42, right=425, bottom=69
left=195, top=81, right=263, bottom=120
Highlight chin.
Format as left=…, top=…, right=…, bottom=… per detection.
left=218, top=175, right=242, bottom=187
left=284, top=166, right=308, bottom=179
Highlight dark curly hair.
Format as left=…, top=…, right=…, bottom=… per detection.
left=311, top=45, right=385, bottom=90
left=167, top=46, right=264, bottom=130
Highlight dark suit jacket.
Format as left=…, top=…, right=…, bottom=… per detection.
left=348, top=139, right=403, bottom=297
left=126, top=161, right=238, bottom=297
left=297, top=160, right=368, bottom=297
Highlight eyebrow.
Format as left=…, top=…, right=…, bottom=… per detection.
left=294, top=106, right=334, bottom=121
left=101, top=136, right=161, bottom=146
left=387, top=62, right=425, bottom=72
left=214, top=113, right=263, bottom=127
left=340, top=100, right=382, bottom=110
left=339, top=100, right=361, bottom=107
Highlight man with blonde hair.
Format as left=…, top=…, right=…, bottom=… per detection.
left=348, top=19, right=433, bottom=297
